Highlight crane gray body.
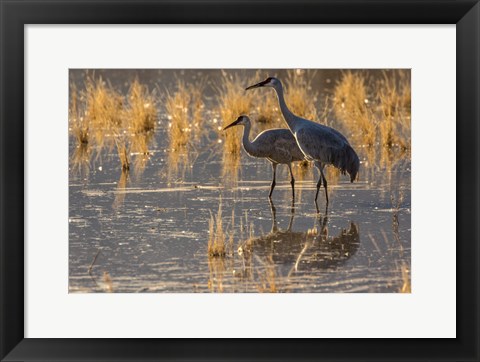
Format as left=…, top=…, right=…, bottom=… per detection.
left=243, top=127, right=305, bottom=165
left=246, top=77, right=360, bottom=206
left=224, top=115, right=310, bottom=199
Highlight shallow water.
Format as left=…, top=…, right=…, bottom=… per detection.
left=69, top=69, right=411, bottom=293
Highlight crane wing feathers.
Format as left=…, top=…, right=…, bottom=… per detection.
left=295, top=127, right=344, bottom=156
left=251, top=129, right=304, bottom=163
left=295, top=126, right=359, bottom=181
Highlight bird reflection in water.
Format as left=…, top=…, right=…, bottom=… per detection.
left=237, top=200, right=360, bottom=290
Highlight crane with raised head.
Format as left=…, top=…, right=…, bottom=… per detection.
left=246, top=77, right=360, bottom=206
left=223, top=115, right=307, bottom=200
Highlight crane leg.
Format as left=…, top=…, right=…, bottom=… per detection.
left=315, top=177, right=322, bottom=201
left=287, top=163, right=295, bottom=200
left=269, top=163, right=277, bottom=198
left=320, top=165, right=329, bottom=206
left=314, top=161, right=322, bottom=202
left=268, top=198, right=278, bottom=233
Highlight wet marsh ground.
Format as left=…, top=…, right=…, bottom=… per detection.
left=69, top=69, right=411, bottom=293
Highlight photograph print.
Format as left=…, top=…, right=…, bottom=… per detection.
left=69, top=69, right=411, bottom=293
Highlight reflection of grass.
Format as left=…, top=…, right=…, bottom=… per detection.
left=291, top=160, right=310, bottom=200
left=207, top=200, right=235, bottom=292
left=400, top=263, right=411, bottom=293
left=103, top=271, right=114, bottom=293
left=167, top=148, right=190, bottom=183
left=221, top=151, right=241, bottom=187
left=256, top=256, right=278, bottom=293
left=390, top=188, right=410, bottom=293
left=71, top=143, right=91, bottom=177
left=112, top=170, right=129, bottom=210
left=207, top=256, right=226, bottom=293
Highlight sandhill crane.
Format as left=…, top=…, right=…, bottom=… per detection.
left=223, top=115, right=306, bottom=199
left=246, top=77, right=360, bottom=206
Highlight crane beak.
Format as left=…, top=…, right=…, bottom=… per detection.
left=245, top=79, right=268, bottom=91
left=223, top=118, right=242, bottom=130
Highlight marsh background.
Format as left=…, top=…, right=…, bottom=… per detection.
left=69, top=69, right=411, bottom=293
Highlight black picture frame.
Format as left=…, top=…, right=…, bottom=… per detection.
left=1, top=1, right=479, bottom=361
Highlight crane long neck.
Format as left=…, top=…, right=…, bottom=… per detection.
left=241, top=122, right=256, bottom=156
left=273, top=83, right=297, bottom=131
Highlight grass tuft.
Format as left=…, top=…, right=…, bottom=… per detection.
left=333, top=70, right=411, bottom=153
left=125, top=79, right=158, bottom=134
left=284, top=69, right=318, bottom=120
left=166, top=80, right=192, bottom=151
left=333, top=71, right=376, bottom=147
left=208, top=198, right=235, bottom=258
left=216, top=71, right=255, bottom=155
left=208, top=201, right=226, bottom=257
left=83, top=76, right=124, bottom=151
left=377, top=70, right=411, bottom=150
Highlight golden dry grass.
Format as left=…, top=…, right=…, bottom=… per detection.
left=69, top=84, right=89, bottom=146
left=252, top=70, right=318, bottom=127
left=284, top=69, right=318, bottom=120
left=69, top=84, right=92, bottom=175
left=124, top=79, right=157, bottom=164
left=164, top=79, right=200, bottom=182
left=377, top=70, right=411, bottom=150
left=333, top=70, right=411, bottom=153
left=164, top=79, right=207, bottom=179
left=208, top=200, right=226, bottom=257
left=215, top=72, right=258, bottom=184
left=216, top=71, right=255, bottom=155
left=166, top=80, right=192, bottom=151
left=189, top=79, right=207, bottom=133
left=208, top=200, right=235, bottom=258
left=125, top=79, right=157, bottom=134
left=83, top=76, right=124, bottom=151
left=333, top=71, right=376, bottom=147
left=70, top=75, right=159, bottom=172
left=254, top=88, right=282, bottom=125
